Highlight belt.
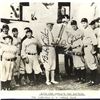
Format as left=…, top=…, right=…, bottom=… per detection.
left=84, top=45, right=88, bottom=48
left=18, top=54, right=20, bottom=56
left=27, top=53, right=37, bottom=55
left=72, top=45, right=81, bottom=49
left=5, top=58, right=16, bottom=61
left=42, top=45, right=54, bottom=47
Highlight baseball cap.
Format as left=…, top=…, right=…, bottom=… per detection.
left=89, top=20, right=95, bottom=25
left=2, top=24, right=9, bottom=30
left=71, top=20, right=77, bottom=25
left=81, top=18, right=88, bottom=23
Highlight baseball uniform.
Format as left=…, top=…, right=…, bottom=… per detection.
left=82, top=26, right=97, bottom=70
left=21, top=37, right=42, bottom=74
left=1, top=43, right=17, bottom=81
left=13, top=37, right=21, bottom=76
left=71, top=29, right=85, bottom=69
left=40, top=28, right=56, bottom=71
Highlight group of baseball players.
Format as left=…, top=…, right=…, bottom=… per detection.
left=0, top=15, right=100, bottom=90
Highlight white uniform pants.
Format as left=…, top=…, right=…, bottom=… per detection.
left=13, top=55, right=20, bottom=76
left=25, top=54, right=42, bottom=74
left=40, top=47, right=56, bottom=71
left=1, top=59, right=14, bottom=81
left=84, top=45, right=97, bottom=70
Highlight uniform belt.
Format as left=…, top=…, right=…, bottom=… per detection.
left=27, top=53, right=37, bottom=55
left=18, top=54, right=20, bottom=56
left=72, top=45, right=81, bottom=49
left=43, top=45, right=54, bottom=47
left=84, top=45, right=88, bottom=48
left=5, top=58, right=16, bottom=61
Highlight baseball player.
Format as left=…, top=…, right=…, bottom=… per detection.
left=89, top=20, right=98, bottom=64
left=70, top=20, right=86, bottom=83
left=94, top=17, right=100, bottom=64
left=81, top=18, right=98, bottom=86
left=21, top=29, right=42, bottom=85
left=19, top=27, right=31, bottom=86
left=0, top=24, right=11, bottom=89
left=40, top=22, right=58, bottom=85
left=12, top=28, right=21, bottom=86
left=1, top=35, right=17, bottom=90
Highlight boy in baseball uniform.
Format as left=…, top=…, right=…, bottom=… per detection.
left=1, top=35, right=17, bottom=90
left=21, top=29, right=42, bottom=85
left=81, top=18, right=98, bottom=86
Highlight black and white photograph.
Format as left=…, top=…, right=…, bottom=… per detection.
left=0, top=0, right=100, bottom=99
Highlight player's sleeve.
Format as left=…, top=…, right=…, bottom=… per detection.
left=21, top=41, right=27, bottom=59
left=36, top=38, right=42, bottom=55
left=91, top=30, right=97, bottom=46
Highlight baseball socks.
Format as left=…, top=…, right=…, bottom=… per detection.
left=81, top=68, right=86, bottom=83
left=27, top=73, right=33, bottom=86
left=45, top=70, right=51, bottom=85
left=14, top=75, right=20, bottom=86
left=51, top=70, right=59, bottom=84
left=75, top=69, right=81, bottom=82
left=88, top=69, right=97, bottom=86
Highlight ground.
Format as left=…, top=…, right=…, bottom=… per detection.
left=14, top=73, right=100, bottom=90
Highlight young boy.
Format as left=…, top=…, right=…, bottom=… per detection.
left=1, top=35, right=17, bottom=90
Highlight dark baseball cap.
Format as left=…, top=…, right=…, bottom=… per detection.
left=26, top=29, right=33, bottom=33
left=71, top=20, right=77, bottom=25
left=3, top=35, right=13, bottom=41
left=95, top=17, right=100, bottom=22
left=81, top=18, right=88, bottom=23
left=46, top=22, right=54, bottom=25
left=2, top=24, right=9, bottom=30
left=89, top=20, right=95, bottom=25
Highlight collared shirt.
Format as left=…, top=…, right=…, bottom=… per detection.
left=82, top=26, right=97, bottom=46
left=1, top=44, right=17, bottom=59
left=71, top=29, right=84, bottom=48
left=94, top=27, right=100, bottom=48
left=40, top=28, right=54, bottom=46
left=21, top=37, right=38, bottom=58
left=13, top=37, right=21, bottom=54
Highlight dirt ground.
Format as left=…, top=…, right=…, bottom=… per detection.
left=13, top=72, right=100, bottom=90
left=12, top=63, right=100, bottom=91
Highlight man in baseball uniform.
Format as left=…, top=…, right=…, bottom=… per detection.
left=81, top=18, right=98, bottom=86
left=70, top=20, right=86, bottom=83
left=19, top=27, right=31, bottom=86
left=94, top=18, right=100, bottom=64
left=89, top=20, right=98, bottom=64
left=21, top=29, right=42, bottom=85
left=40, top=22, right=59, bottom=85
left=1, top=35, right=17, bottom=90
left=12, top=28, right=21, bottom=86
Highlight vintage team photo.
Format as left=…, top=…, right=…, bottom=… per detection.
left=0, top=1, right=100, bottom=91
